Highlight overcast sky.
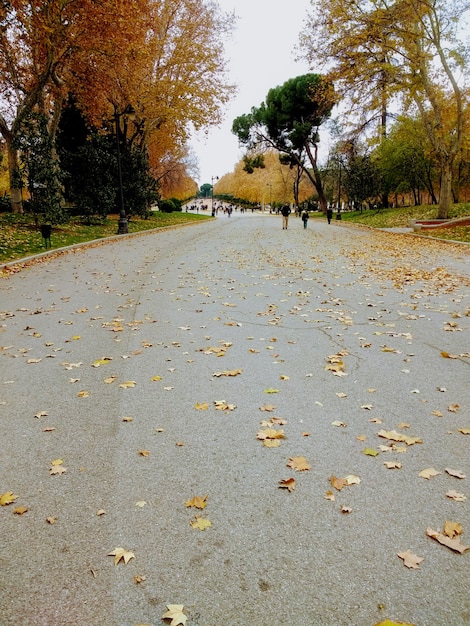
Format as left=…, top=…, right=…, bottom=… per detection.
left=191, top=0, right=315, bottom=185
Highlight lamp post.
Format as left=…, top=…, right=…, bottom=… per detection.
left=211, top=175, right=219, bottom=216
left=336, top=156, right=342, bottom=220
left=114, top=104, right=136, bottom=234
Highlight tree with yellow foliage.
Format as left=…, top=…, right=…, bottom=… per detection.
left=300, top=0, right=469, bottom=218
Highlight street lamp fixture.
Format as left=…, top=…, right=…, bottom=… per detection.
left=211, top=175, right=219, bottom=216
left=115, top=104, right=136, bottom=234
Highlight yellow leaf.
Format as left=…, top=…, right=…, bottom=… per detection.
left=138, top=450, right=150, bottom=457
left=108, top=547, right=135, bottom=565
left=92, top=357, right=112, bottom=367
left=151, top=375, right=162, bottom=381
left=363, top=447, right=379, bottom=457
left=14, top=506, right=28, bottom=515
left=443, top=520, right=463, bottom=538
left=119, top=381, right=136, bottom=388
left=77, top=390, right=89, bottom=398
left=458, top=428, right=470, bottom=435
left=162, top=604, right=188, bottom=626
left=185, top=495, right=207, bottom=509
left=51, top=459, right=63, bottom=466
left=263, top=439, right=281, bottom=447
left=190, top=516, right=212, bottom=530
left=257, top=428, right=285, bottom=440
left=374, top=620, right=415, bottom=626
left=287, top=456, right=311, bottom=472
left=264, top=388, right=280, bottom=394
left=103, top=376, right=116, bottom=384
left=195, top=402, right=209, bottom=410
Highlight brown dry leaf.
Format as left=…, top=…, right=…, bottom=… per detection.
left=175, top=441, right=185, bottom=447
left=185, top=495, right=207, bottom=509
left=34, top=411, right=48, bottom=419
left=441, top=351, right=459, bottom=359
left=378, top=429, right=422, bottom=446
left=108, top=547, right=135, bottom=565
left=287, top=457, right=311, bottom=472
left=42, top=427, right=55, bottom=432
left=426, top=527, right=469, bottom=553
left=103, top=376, right=116, bottom=384
left=370, top=417, right=382, bottom=424
left=419, top=468, right=441, bottom=480
left=446, top=490, right=466, bottom=502
left=302, top=431, right=311, bottom=437
left=122, top=416, right=133, bottom=422
left=361, top=404, right=374, bottom=410
left=384, top=461, right=402, bottom=469
left=445, top=468, right=466, bottom=479
left=213, top=400, right=236, bottom=411
left=397, top=550, right=424, bottom=569
left=443, top=520, right=463, bottom=538
left=77, top=390, right=89, bottom=398
left=134, top=575, right=147, bottom=584
left=330, top=475, right=348, bottom=491
left=138, top=450, right=150, bottom=457
left=259, top=404, right=276, bottom=412
left=448, top=404, right=460, bottom=413
left=13, top=506, right=28, bottom=515
left=119, top=381, right=136, bottom=389
left=324, top=490, right=336, bottom=501
left=279, top=478, right=296, bottom=492
left=257, top=428, right=285, bottom=441
left=271, top=417, right=287, bottom=425
left=458, top=428, right=470, bottom=435
left=49, top=465, right=67, bottom=475
left=213, top=369, right=242, bottom=377
left=341, top=505, right=352, bottom=514
left=162, top=604, right=187, bottom=626
left=263, top=439, right=281, bottom=448
left=96, top=509, right=106, bottom=516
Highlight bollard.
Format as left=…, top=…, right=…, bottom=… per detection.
left=40, top=224, right=52, bottom=248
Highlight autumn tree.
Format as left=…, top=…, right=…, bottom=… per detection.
left=232, top=74, right=336, bottom=211
left=300, top=0, right=470, bottom=218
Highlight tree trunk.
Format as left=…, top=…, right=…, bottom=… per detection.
left=6, top=138, right=23, bottom=213
left=437, top=160, right=452, bottom=219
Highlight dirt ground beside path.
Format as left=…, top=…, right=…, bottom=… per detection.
left=0, top=214, right=469, bottom=626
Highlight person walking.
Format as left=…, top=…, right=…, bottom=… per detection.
left=326, top=206, right=333, bottom=224
left=301, top=208, right=309, bottom=229
left=281, top=204, right=291, bottom=229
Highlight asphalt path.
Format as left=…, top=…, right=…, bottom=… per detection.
left=1, top=212, right=469, bottom=626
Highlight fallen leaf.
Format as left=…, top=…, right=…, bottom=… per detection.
left=46, top=516, right=57, bottom=524
left=445, top=468, right=465, bottom=479
left=426, top=527, right=469, bottom=553
left=259, top=404, right=276, bottom=412
left=119, top=381, right=136, bottom=389
left=336, top=392, right=347, bottom=398
left=190, top=515, right=212, bottom=530
left=162, top=604, right=187, bottom=626
left=332, top=420, right=347, bottom=427
left=324, top=490, right=336, bottom=501
left=448, top=404, right=460, bottom=413
left=213, top=369, right=242, bottom=377
left=374, top=620, right=415, bottom=626
left=122, top=416, right=133, bottom=422
left=13, top=506, right=28, bottom=515
left=341, top=505, right=352, bottom=514
left=134, top=575, right=147, bottom=584
left=108, top=547, right=135, bottom=565
left=356, top=435, right=367, bottom=441
left=34, top=411, right=48, bottom=419
left=96, top=509, right=106, bottom=516
left=213, top=400, right=236, bottom=411
left=257, top=428, right=285, bottom=441
left=151, top=375, right=162, bottom=381
left=330, top=475, right=348, bottom=491
left=279, top=478, right=296, bottom=492
left=458, top=428, right=470, bottom=435
left=185, top=495, right=207, bottom=509
left=195, top=402, right=209, bottom=410
left=397, top=550, right=424, bottom=569
left=264, top=388, right=280, bottom=394
left=363, top=447, right=379, bottom=457
left=446, top=490, right=466, bottom=502
left=287, top=457, right=311, bottom=472
left=135, top=501, right=147, bottom=508
left=263, top=439, right=281, bottom=448
left=103, top=376, right=116, bottom=384
left=138, top=450, right=150, bottom=457
left=92, top=357, right=112, bottom=367
left=378, top=429, right=422, bottom=446
left=419, top=468, right=441, bottom=479
left=345, top=474, right=361, bottom=485
left=77, top=390, right=89, bottom=398
left=443, top=520, right=463, bottom=538
left=42, top=427, right=55, bottom=432
left=384, top=461, right=402, bottom=469
left=49, top=465, right=67, bottom=475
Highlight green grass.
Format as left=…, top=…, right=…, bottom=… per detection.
left=311, top=203, right=470, bottom=242
left=0, top=211, right=212, bottom=263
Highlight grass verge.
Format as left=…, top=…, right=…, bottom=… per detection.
left=311, top=203, right=470, bottom=242
left=0, top=211, right=212, bottom=263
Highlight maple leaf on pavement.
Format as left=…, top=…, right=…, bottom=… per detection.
left=397, top=550, right=424, bottom=569
left=426, top=527, right=470, bottom=554
left=0, top=491, right=19, bottom=506
left=190, top=516, right=212, bottom=530
left=108, top=547, right=135, bottom=565
left=185, top=495, right=207, bottom=509
left=162, top=604, right=187, bottom=626
left=279, top=478, right=296, bottom=492
left=287, top=457, right=311, bottom=472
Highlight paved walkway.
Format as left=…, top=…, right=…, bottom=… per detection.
left=1, top=214, right=469, bottom=625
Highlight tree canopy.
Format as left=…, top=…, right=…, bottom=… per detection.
left=300, top=0, right=470, bottom=218
left=232, top=73, right=336, bottom=210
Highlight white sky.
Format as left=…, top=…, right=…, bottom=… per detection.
left=191, top=0, right=314, bottom=186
